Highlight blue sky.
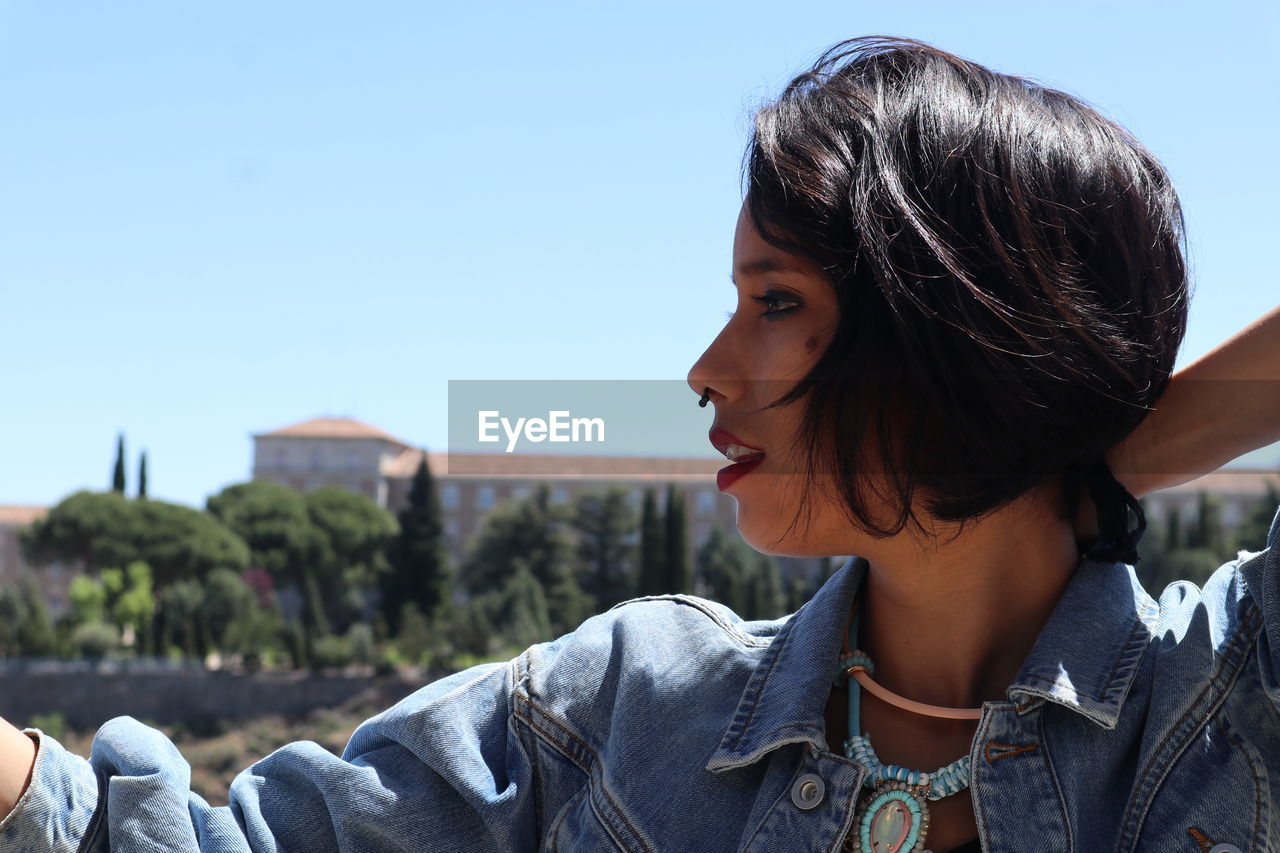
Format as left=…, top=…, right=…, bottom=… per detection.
left=1, top=0, right=1277, bottom=508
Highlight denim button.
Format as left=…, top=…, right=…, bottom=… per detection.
left=1209, top=845, right=1243, bottom=853
left=790, top=773, right=825, bottom=810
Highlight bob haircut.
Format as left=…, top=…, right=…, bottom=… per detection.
left=743, top=36, right=1189, bottom=549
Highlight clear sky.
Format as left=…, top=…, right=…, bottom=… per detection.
left=1, top=0, right=1277, bottom=509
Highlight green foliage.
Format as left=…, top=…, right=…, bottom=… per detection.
left=382, top=458, right=451, bottom=636
left=393, top=602, right=432, bottom=665
left=0, top=575, right=57, bottom=657
left=157, top=579, right=208, bottom=660
left=138, top=451, right=149, bottom=499
left=347, top=622, right=375, bottom=666
left=68, top=574, right=108, bottom=625
left=463, top=484, right=590, bottom=635
left=71, top=621, right=119, bottom=659
left=636, top=488, right=665, bottom=597
left=572, top=486, right=638, bottom=610
left=454, top=565, right=553, bottom=658
left=23, top=491, right=249, bottom=586
left=112, top=433, right=126, bottom=494
left=662, top=485, right=690, bottom=594
left=207, top=481, right=319, bottom=583
left=305, top=487, right=398, bottom=633
left=696, top=527, right=786, bottom=619
left=202, top=568, right=260, bottom=653
left=108, top=562, right=155, bottom=652
left=26, top=711, right=66, bottom=740
left=310, top=633, right=353, bottom=671
left=1233, top=484, right=1280, bottom=553
left=1186, top=492, right=1226, bottom=556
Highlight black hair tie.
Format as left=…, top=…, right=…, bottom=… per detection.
left=1081, top=457, right=1147, bottom=565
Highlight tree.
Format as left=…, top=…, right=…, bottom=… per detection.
left=662, top=484, right=690, bottom=595
left=104, top=561, right=156, bottom=653
left=0, top=576, right=56, bottom=658
left=207, top=481, right=319, bottom=583
left=1164, top=507, right=1182, bottom=553
left=463, top=484, right=589, bottom=635
left=1233, top=483, right=1280, bottom=553
left=138, top=451, right=148, bottom=499
left=23, top=491, right=249, bottom=586
left=636, top=489, right=665, bottom=597
left=156, top=579, right=209, bottom=660
left=746, top=553, right=786, bottom=620
left=112, top=433, right=126, bottom=494
left=572, top=486, right=638, bottom=611
left=305, top=487, right=398, bottom=634
left=697, top=526, right=745, bottom=609
left=381, top=457, right=451, bottom=636
left=1186, top=491, right=1226, bottom=557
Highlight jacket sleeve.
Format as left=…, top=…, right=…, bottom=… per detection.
left=0, top=658, right=542, bottom=853
left=1238, top=500, right=1280, bottom=710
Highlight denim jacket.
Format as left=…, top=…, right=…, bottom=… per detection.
left=3, top=501, right=1278, bottom=853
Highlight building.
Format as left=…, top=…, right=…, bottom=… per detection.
left=1140, top=468, right=1280, bottom=532
left=251, top=417, right=829, bottom=582
left=0, top=505, right=75, bottom=618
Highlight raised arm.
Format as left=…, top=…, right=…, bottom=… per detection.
left=1110, top=304, right=1280, bottom=498
left=0, top=716, right=37, bottom=822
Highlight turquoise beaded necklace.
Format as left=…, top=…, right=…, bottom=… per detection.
left=835, top=598, right=974, bottom=853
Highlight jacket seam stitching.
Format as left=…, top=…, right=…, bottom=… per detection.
left=587, top=766, right=651, bottom=853
left=513, top=692, right=597, bottom=776
left=1117, top=602, right=1261, bottom=850
left=1211, top=713, right=1264, bottom=850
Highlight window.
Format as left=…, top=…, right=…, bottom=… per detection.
left=477, top=486, right=495, bottom=510
left=697, top=489, right=717, bottom=515
left=441, top=485, right=459, bottom=509
left=552, top=486, right=570, bottom=505
left=512, top=484, right=533, bottom=501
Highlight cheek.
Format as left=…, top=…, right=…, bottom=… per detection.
left=804, top=335, right=820, bottom=354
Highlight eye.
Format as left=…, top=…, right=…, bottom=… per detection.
left=751, top=289, right=801, bottom=319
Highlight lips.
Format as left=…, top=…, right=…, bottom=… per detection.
left=708, top=427, right=766, bottom=464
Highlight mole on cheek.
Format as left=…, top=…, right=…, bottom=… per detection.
left=804, top=335, right=819, bottom=353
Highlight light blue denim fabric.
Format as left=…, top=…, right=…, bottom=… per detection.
left=2, top=502, right=1278, bottom=852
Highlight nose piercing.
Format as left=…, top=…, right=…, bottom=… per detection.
left=698, top=388, right=711, bottom=407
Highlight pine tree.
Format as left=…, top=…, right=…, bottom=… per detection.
left=572, top=487, right=638, bottom=610
left=138, top=451, right=149, bottom=499
left=662, top=484, right=690, bottom=594
left=381, top=456, right=451, bottom=636
left=637, top=489, right=665, bottom=596
left=1164, top=507, right=1182, bottom=552
left=112, top=433, right=126, bottom=494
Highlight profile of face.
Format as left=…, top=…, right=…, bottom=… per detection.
left=688, top=205, right=876, bottom=558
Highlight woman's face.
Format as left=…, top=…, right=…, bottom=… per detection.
left=688, top=204, right=864, bottom=556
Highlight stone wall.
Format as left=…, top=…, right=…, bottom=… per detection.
left=0, top=660, right=433, bottom=731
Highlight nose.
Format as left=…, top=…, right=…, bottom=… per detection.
left=687, top=324, right=742, bottom=408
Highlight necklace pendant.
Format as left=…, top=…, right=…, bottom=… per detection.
left=848, top=780, right=931, bottom=853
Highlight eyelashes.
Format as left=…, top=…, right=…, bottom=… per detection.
left=724, top=288, right=803, bottom=322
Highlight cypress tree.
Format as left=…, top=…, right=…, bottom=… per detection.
left=662, top=484, right=690, bottom=594
left=112, top=433, right=126, bottom=494
left=382, top=455, right=451, bottom=637
left=1164, top=507, right=1182, bottom=553
left=138, top=451, right=149, bottom=499
left=637, top=489, right=665, bottom=596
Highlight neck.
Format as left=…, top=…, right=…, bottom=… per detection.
left=853, top=490, right=1082, bottom=712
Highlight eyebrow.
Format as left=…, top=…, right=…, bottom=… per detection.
left=730, top=257, right=808, bottom=284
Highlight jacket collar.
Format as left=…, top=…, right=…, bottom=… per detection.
left=708, top=551, right=1158, bottom=773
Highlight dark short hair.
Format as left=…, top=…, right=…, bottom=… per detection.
left=744, top=36, right=1188, bottom=548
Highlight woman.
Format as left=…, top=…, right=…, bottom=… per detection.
left=2, top=37, right=1278, bottom=852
